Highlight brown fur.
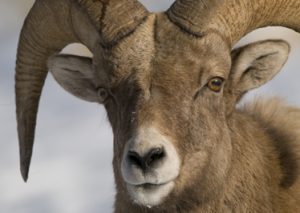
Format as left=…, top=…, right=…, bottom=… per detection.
left=47, top=13, right=300, bottom=213
left=102, top=15, right=299, bottom=213
left=16, top=1, right=300, bottom=212
left=112, top=96, right=300, bottom=213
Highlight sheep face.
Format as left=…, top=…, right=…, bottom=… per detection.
left=48, top=15, right=290, bottom=208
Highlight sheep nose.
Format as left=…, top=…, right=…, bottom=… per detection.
left=127, top=147, right=165, bottom=171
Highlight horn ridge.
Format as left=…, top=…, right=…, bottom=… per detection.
left=16, top=0, right=149, bottom=181
left=94, top=0, right=149, bottom=45
left=167, top=0, right=300, bottom=47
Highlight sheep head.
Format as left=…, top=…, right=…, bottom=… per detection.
left=16, top=0, right=295, bottom=209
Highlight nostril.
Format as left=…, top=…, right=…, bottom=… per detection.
left=145, top=147, right=165, bottom=167
left=128, top=151, right=144, bottom=169
left=127, top=148, right=165, bottom=171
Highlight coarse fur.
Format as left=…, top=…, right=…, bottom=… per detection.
left=15, top=0, right=300, bottom=212
left=111, top=98, right=300, bottom=212
left=48, top=17, right=300, bottom=211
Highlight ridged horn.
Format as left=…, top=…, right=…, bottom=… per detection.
left=16, top=0, right=148, bottom=182
left=167, top=0, right=300, bottom=46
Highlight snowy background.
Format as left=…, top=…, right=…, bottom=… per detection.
left=0, top=0, right=299, bottom=213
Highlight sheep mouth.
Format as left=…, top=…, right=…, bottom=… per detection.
left=126, top=181, right=175, bottom=207
left=133, top=182, right=169, bottom=189
left=126, top=177, right=177, bottom=190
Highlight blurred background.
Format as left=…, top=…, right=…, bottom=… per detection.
left=0, top=0, right=299, bottom=213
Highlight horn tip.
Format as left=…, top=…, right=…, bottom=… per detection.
left=21, top=170, right=29, bottom=183
left=22, top=175, right=28, bottom=183
left=20, top=158, right=31, bottom=182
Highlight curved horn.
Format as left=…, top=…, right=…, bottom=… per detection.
left=167, top=0, right=300, bottom=46
left=16, top=0, right=148, bottom=182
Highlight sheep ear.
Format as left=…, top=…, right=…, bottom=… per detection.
left=48, top=54, right=102, bottom=103
left=225, top=40, right=290, bottom=108
left=230, top=40, right=290, bottom=92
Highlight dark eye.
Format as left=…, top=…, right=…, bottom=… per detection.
left=207, top=77, right=224, bottom=92
left=97, top=87, right=109, bottom=102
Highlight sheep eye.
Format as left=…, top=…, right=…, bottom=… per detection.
left=97, top=87, right=109, bottom=102
left=207, top=77, right=224, bottom=92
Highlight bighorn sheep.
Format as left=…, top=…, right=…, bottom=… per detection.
left=16, top=0, right=300, bottom=212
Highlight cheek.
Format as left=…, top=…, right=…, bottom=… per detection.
left=190, top=96, right=227, bottom=139
left=176, top=95, right=230, bottom=173
left=105, top=103, right=136, bottom=162
left=105, top=96, right=138, bottom=137
left=174, top=150, right=209, bottom=193
left=105, top=101, right=117, bottom=129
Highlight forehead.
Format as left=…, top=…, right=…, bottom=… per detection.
left=104, top=13, right=231, bottom=90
